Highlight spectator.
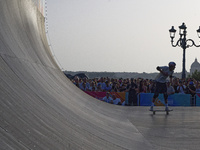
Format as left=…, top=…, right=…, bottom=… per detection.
left=177, top=80, right=186, bottom=94
left=146, top=79, right=151, bottom=93
left=167, top=81, right=175, bottom=95
left=196, top=81, right=200, bottom=94
left=97, top=77, right=106, bottom=90
left=149, top=80, right=156, bottom=93
left=127, top=78, right=138, bottom=106
left=89, top=81, right=97, bottom=91
left=136, top=78, right=140, bottom=88
left=112, top=82, right=119, bottom=92
left=96, top=84, right=103, bottom=92
left=172, top=78, right=179, bottom=93
left=111, top=94, right=122, bottom=105
left=138, top=80, right=147, bottom=93
left=119, top=83, right=127, bottom=92
left=79, top=77, right=90, bottom=90
left=73, top=76, right=80, bottom=88
left=91, top=86, right=96, bottom=92
left=104, top=81, right=112, bottom=92
left=80, top=82, right=88, bottom=91
left=186, top=81, right=196, bottom=106
left=102, top=92, right=113, bottom=103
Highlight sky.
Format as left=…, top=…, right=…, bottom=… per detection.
left=46, top=0, right=200, bottom=73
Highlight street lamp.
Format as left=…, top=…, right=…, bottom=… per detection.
left=169, top=23, right=200, bottom=79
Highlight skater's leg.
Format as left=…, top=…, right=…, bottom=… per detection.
left=164, top=93, right=169, bottom=111
left=150, top=93, right=159, bottom=110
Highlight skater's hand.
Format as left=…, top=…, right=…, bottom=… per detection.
left=157, top=66, right=168, bottom=76
left=156, top=66, right=161, bottom=71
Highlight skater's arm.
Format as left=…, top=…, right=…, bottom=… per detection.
left=156, top=66, right=168, bottom=76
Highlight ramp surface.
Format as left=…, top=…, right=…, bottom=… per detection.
left=0, top=0, right=200, bottom=150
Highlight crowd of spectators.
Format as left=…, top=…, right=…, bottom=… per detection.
left=71, top=76, right=200, bottom=95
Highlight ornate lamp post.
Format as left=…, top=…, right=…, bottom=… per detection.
left=169, top=23, right=200, bottom=79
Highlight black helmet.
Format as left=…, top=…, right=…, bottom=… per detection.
left=169, top=62, right=176, bottom=66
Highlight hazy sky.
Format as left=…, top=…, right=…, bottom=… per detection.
left=47, top=0, right=200, bottom=73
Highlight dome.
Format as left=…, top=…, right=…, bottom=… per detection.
left=190, top=58, right=200, bottom=73
left=191, top=58, right=200, bottom=68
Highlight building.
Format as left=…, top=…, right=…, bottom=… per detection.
left=190, top=58, right=200, bottom=74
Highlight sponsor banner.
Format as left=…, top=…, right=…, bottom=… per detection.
left=139, top=93, right=191, bottom=106
left=85, top=91, right=126, bottom=103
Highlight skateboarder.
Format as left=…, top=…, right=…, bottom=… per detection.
left=150, top=62, right=176, bottom=111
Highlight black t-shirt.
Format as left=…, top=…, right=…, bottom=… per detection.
left=127, top=82, right=137, bottom=92
left=173, top=85, right=179, bottom=93
left=186, top=85, right=196, bottom=96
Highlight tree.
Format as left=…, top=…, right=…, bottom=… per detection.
left=188, top=70, right=200, bottom=81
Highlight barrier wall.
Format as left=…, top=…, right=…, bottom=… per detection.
left=85, top=91, right=200, bottom=106
left=139, top=93, right=191, bottom=106
left=196, top=94, right=200, bottom=106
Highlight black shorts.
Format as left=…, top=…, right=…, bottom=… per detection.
left=154, top=82, right=167, bottom=94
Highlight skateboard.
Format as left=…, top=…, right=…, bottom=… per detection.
left=149, top=109, right=173, bottom=115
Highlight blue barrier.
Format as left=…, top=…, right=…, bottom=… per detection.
left=196, top=94, right=200, bottom=106
left=125, top=93, right=200, bottom=106
left=138, top=93, right=191, bottom=106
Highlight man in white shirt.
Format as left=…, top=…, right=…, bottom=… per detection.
left=111, top=94, right=122, bottom=105
left=79, top=78, right=90, bottom=90
left=102, top=92, right=113, bottom=103
left=150, top=62, right=176, bottom=111
left=97, top=77, right=106, bottom=90
left=167, top=81, right=175, bottom=95
left=177, top=80, right=186, bottom=94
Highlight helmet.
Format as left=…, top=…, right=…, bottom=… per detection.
left=169, top=62, right=176, bottom=66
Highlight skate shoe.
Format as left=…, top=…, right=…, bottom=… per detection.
left=150, top=106, right=153, bottom=111
left=165, top=107, right=169, bottom=111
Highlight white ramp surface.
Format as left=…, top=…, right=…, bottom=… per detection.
left=0, top=1, right=200, bottom=150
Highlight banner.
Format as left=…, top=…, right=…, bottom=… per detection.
left=85, top=91, right=126, bottom=103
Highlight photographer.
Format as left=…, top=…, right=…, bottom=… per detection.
left=177, top=80, right=186, bottom=94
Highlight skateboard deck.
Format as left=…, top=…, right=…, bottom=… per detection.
left=149, top=109, right=173, bottom=115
